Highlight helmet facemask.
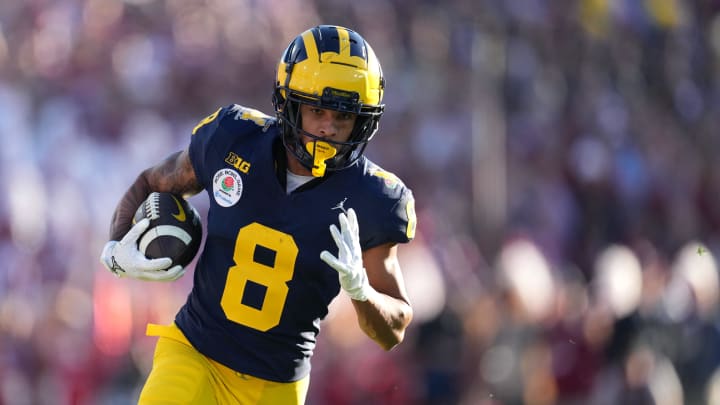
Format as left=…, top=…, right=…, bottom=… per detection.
left=274, top=86, right=382, bottom=176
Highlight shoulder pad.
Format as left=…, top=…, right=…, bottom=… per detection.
left=368, top=166, right=404, bottom=190
left=226, top=104, right=275, bottom=131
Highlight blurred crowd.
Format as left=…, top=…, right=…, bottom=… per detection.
left=2, top=0, right=720, bottom=404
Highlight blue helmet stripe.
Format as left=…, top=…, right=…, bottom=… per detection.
left=283, top=37, right=308, bottom=64
left=312, top=25, right=340, bottom=55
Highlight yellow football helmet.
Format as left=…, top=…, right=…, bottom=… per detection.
left=273, top=25, right=385, bottom=175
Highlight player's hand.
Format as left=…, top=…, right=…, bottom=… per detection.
left=100, top=218, right=186, bottom=282
left=320, top=208, right=372, bottom=301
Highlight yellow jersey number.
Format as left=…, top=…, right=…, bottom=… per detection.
left=220, top=223, right=298, bottom=331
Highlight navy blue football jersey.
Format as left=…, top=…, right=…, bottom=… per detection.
left=175, top=104, right=416, bottom=382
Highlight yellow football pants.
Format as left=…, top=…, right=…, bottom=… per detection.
left=138, top=324, right=310, bottom=405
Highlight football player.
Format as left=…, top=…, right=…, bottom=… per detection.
left=100, top=25, right=416, bottom=404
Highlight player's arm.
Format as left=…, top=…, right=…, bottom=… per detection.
left=100, top=148, right=201, bottom=282
left=352, top=243, right=412, bottom=350
left=109, top=148, right=202, bottom=241
left=320, top=209, right=413, bottom=350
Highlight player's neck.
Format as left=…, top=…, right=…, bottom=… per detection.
left=286, top=150, right=313, bottom=177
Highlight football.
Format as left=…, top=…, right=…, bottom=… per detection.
left=133, top=192, right=203, bottom=268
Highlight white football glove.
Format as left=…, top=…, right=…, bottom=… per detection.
left=100, top=218, right=185, bottom=282
left=320, top=208, right=372, bottom=301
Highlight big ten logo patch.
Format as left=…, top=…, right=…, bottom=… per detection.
left=226, top=152, right=251, bottom=174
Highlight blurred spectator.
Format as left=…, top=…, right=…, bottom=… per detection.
left=2, top=0, right=720, bottom=404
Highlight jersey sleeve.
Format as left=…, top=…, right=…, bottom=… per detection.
left=188, top=104, right=274, bottom=187
left=188, top=105, right=229, bottom=187
left=360, top=169, right=417, bottom=249
left=379, top=187, right=416, bottom=245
